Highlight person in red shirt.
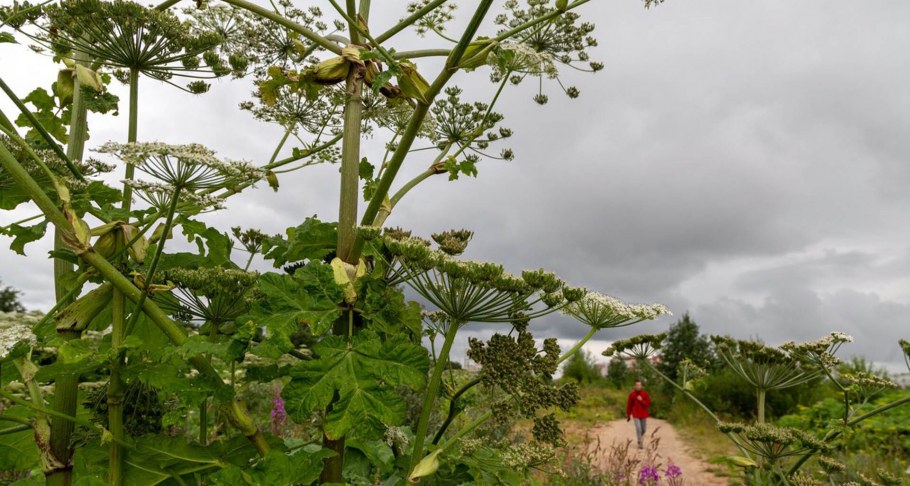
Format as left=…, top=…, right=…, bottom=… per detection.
left=626, top=379, right=652, bottom=449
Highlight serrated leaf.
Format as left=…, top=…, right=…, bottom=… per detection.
left=0, top=32, right=17, bottom=44
left=1, top=220, right=47, bottom=256
left=209, top=446, right=332, bottom=485
left=245, top=264, right=343, bottom=357
left=282, top=331, right=428, bottom=439
left=262, top=217, right=337, bottom=267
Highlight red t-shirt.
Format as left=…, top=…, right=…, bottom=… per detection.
left=627, top=390, right=651, bottom=419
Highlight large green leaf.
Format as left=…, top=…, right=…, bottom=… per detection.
left=0, top=407, right=40, bottom=471
left=358, top=277, right=422, bottom=339
left=209, top=446, right=332, bottom=486
left=75, top=435, right=264, bottom=485
left=262, top=217, right=336, bottom=268
left=245, top=264, right=343, bottom=357
left=283, top=331, right=428, bottom=439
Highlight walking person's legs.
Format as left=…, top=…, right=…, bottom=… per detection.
left=633, top=418, right=646, bottom=448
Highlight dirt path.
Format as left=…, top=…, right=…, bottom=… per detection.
left=583, top=418, right=728, bottom=485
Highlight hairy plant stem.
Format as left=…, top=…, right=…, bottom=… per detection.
left=756, top=388, right=766, bottom=425
left=108, top=67, right=139, bottom=486
left=0, top=139, right=272, bottom=457
left=108, top=291, right=126, bottom=486
left=409, top=321, right=460, bottom=472
left=321, top=32, right=367, bottom=482
left=47, top=53, right=90, bottom=486
left=336, top=68, right=364, bottom=263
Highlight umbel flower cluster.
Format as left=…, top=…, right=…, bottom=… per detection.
left=712, top=336, right=820, bottom=392
left=25, top=0, right=232, bottom=92
left=717, top=422, right=829, bottom=462
left=602, top=333, right=668, bottom=360
left=467, top=323, right=579, bottom=446
left=95, top=142, right=264, bottom=211
left=564, top=291, right=670, bottom=329
left=365, top=228, right=586, bottom=324
left=156, top=267, right=260, bottom=334
left=0, top=312, right=39, bottom=360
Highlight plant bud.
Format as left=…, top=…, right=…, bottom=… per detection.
left=457, top=39, right=498, bottom=70
left=397, top=61, right=431, bottom=104
left=309, top=56, right=350, bottom=85
left=266, top=170, right=279, bottom=191
left=556, top=0, right=568, bottom=12
left=55, top=284, right=113, bottom=333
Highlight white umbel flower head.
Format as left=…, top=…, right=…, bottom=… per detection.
left=564, top=292, right=670, bottom=329
left=0, top=312, right=39, bottom=360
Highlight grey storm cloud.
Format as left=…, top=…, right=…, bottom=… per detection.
left=2, top=0, right=910, bottom=370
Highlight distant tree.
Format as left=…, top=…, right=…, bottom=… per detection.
left=562, top=349, right=603, bottom=384
left=658, top=313, right=715, bottom=381
left=0, top=278, right=25, bottom=312
left=606, top=356, right=629, bottom=389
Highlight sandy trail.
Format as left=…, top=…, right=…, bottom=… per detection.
left=583, top=418, right=729, bottom=486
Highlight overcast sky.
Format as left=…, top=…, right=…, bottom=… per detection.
left=2, top=0, right=909, bottom=373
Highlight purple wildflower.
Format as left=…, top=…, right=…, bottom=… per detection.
left=638, top=465, right=660, bottom=485
left=665, top=462, right=682, bottom=478
left=270, top=396, right=288, bottom=435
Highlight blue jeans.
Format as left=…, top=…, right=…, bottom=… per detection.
left=633, top=418, right=647, bottom=447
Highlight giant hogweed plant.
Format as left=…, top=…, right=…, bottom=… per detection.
left=0, top=0, right=673, bottom=484
left=604, top=333, right=910, bottom=486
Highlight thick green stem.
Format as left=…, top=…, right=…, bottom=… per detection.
left=199, top=399, right=208, bottom=445
left=108, top=292, right=126, bottom=486
left=757, top=388, right=766, bottom=424
left=121, top=69, right=139, bottom=210
left=344, top=0, right=360, bottom=45
left=336, top=69, right=364, bottom=263
left=409, top=322, right=459, bottom=472
left=445, top=0, right=495, bottom=69
left=48, top=52, right=91, bottom=486
left=392, top=49, right=452, bottom=60
left=557, top=327, right=598, bottom=366
left=357, top=0, right=370, bottom=22
left=108, top=70, right=139, bottom=486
